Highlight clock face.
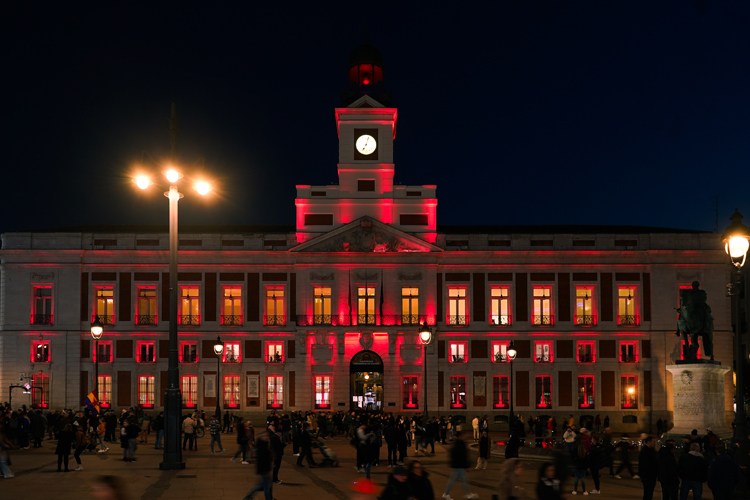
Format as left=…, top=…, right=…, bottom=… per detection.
left=356, top=134, right=377, bottom=155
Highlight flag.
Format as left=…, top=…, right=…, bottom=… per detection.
left=84, top=392, right=100, bottom=416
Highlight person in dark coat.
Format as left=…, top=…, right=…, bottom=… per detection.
left=269, top=427, right=285, bottom=484
left=587, top=435, right=605, bottom=494
left=381, top=466, right=411, bottom=500
left=242, top=431, right=272, bottom=500
left=537, top=462, right=564, bottom=500
left=384, top=421, right=399, bottom=467
left=657, top=439, right=679, bottom=500
left=119, top=420, right=131, bottom=462
left=677, top=442, right=707, bottom=500
left=476, top=430, right=490, bottom=469
left=505, top=433, right=521, bottom=459
left=442, top=432, right=477, bottom=500
left=572, top=440, right=590, bottom=494
left=295, top=422, right=316, bottom=467
left=638, top=436, right=659, bottom=500
left=55, top=423, right=74, bottom=471
left=706, top=443, right=741, bottom=500
left=407, top=460, right=434, bottom=500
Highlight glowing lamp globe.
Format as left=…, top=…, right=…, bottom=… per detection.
left=507, top=341, right=517, bottom=361
left=90, top=317, right=104, bottom=340
left=135, top=175, right=151, bottom=190
left=722, top=210, right=750, bottom=268
left=418, top=325, right=433, bottom=345
left=628, top=387, right=635, bottom=395
left=213, top=336, right=224, bottom=355
left=165, top=169, right=181, bottom=183
left=195, top=181, right=211, bottom=196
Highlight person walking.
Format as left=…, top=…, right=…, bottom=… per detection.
left=677, top=442, right=707, bottom=500
left=209, top=414, right=225, bottom=453
left=658, top=439, right=680, bottom=500
left=384, top=420, right=398, bottom=467
left=182, top=413, right=196, bottom=451
left=72, top=421, right=88, bottom=471
left=441, top=432, right=477, bottom=500
left=0, top=423, right=14, bottom=479
left=706, top=443, right=741, bottom=500
left=232, top=417, right=250, bottom=464
left=476, top=430, right=490, bottom=469
left=407, top=460, right=435, bottom=500
left=381, top=466, right=411, bottom=500
left=56, top=423, right=74, bottom=471
left=587, top=435, right=605, bottom=494
left=537, top=463, right=564, bottom=500
left=638, top=436, right=659, bottom=500
left=497, top=458, right=526, bottom=500
left=242, top=431, right=272, bottom=500
left=571, top=440, right=589, bottom=495
left=295, top=422, right=316, bottom=467
left=269, top=426, right=285, bottom=484
left=614, top=434, right=638, bottom=478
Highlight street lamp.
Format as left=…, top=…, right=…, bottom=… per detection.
left=722, top=209, right=750, bottom=468
left=507, top=340, right=518, bottom=431
left=90, top=317, right=104, bottom=404
left=418, top=324, right=434, bottom=419
left=213, top=336, right=224, bottom=418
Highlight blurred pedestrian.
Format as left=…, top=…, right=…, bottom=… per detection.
left=476, top=430, right=490, bottom=469
left=407, top=460, right=434, bottom=500
left=657, top=439, right=679, bottom=500
left=497, top=458, right=526, bottom=500
left=441, top=432, right=477, bottom=500
left=537, top=462, right=564, bottom=500
left=706, top=443, right=741, bottom=500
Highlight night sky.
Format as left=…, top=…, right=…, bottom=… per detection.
left=4, top=2, right=749, bottom=236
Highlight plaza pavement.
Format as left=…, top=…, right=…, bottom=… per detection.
left=1, top=435, right=707, bottom=500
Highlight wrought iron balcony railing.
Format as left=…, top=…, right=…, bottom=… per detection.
left=263, top=315, right=285, bottom=326
left=574, top=314, right=597, bottom=326
left=447, top=315, right=468, bottom=326
left=490, top=315, right=512, bottom=326
left=222, top=315, right=244, bottom=326
left=450, top=355, right=467, bottom=363
left=494, top=353, right=510, bottom=363
left=179, top=315, right=201, bottom=326
left=620, top=355, right=637, bottom=363
left=97, top=315, right=115, bottom=326
left=136, top=315, right=157, bottom=326
left=267, top=354, right=284, bottom=363
left=535, top=356, right=553, bottom=363
left=358, top=314, right=377, bottom=325
left=30, top=314, right=53, bottom=325
left=617, top=314, right=640, bottom=326
left=532, top=314, right=554, bottom=326
left=577, top=353, right=595, bottom=363
left=223, top=354, right=240, bottom=363
left=295, top=314, right=437, bottom=327
left=181, top=353, right=199, bottom=363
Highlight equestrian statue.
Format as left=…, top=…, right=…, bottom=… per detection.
left=674, top=281, right=714, bottom=361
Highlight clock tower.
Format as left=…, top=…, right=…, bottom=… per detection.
left=295, top=44, right=438, bottom=243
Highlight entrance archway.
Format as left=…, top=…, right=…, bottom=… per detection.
left=350, top=350, right=384, bottom=411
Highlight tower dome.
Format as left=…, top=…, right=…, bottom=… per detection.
left=341, top=43, right=391, bottom=106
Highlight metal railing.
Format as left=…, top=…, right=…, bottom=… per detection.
left=178, top=315, right=201, bottom=326
left=617, top=314, right=639, bottom=326
left=450, top=355, right=467, bottom=363
left=494, top=353, right=510, bottom=363
left=98, top=315, right=115, bottom=326
left=136, top=315, right=157, bottom=326
left=223, top=353, right=240, bottom=363
left=574, top=314, right=597, bottom=326
left=267, top=354, right=284, bottom=363
left=577, top=353, right=595, bottom=363
left=263, top=315, right=285, bottom=326
left=490, top=315, right=512, bottom=326
left=447, top=315, right=468, bottom=326
left=620, top=355, right=637, bottom=363
left=30, top=314, right=53, bottom=325
left=222, top=315, right=244, bottom=326
left=532, top=314, right=554, bottom=326
left=295, top=314, right=437, bottom=327
left=535, top=356, right=553, bottom=363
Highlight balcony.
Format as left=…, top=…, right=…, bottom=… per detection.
left=358, top=314, right=377, bottom=325
left=493, top=352, right=510, bottom=363
left=295, top=314, right=437, bottom=327
left=97, top=315, right=115, bottom=326
left=577, top=353, right=595, bottom=363
left=532, top=314, right=554, bottom=326
left=617, top=314, right=640, bottom=326
left=535, top=355, right=553, bottom=363
left=223, top=353, right=240, bottom=363
left=180, top=353, right=199, bottom=363
left=490, top=315, right=512, bottom=326
left=450, top=355, right=466, bottom=363
left=620, top=355, right=637, bottom=363
left=30, top=314, right=53, bottom=325
left=263, top=315, right=285, bottom=326
left=221, top=314, right=244, bottom=326
left=267, top=354, right=284, bottom=364
left=447, top=315, right=468, bottom=326
left=574, top=314, right=597, bottom=326
left=381, top=314, right=436, bottom=326
left=136, top=315, right=157, bottom=326
left=297, top=315, right=353, bottom=326
left=178, top=315, right=201, bottom=326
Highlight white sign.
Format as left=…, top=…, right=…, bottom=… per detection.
left=247, top=375, right=260, bottom=398
left=204, top=374, right=217, bottom=398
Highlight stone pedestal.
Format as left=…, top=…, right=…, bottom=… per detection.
left=667, top=363, right=731, bottom=437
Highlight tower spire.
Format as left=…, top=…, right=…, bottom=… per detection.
left=169, top=102, right=180, bottom=162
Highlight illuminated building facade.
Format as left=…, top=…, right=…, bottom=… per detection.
left=0, top=45, right=735, bottom=431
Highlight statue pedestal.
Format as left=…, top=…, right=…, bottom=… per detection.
left=666, top=363, right=731, bottom=437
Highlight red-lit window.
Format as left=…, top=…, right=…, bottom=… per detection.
left=490, top=287, right=511, bottom=326
left=223, top=286, right=244, bottom=326
left=266, top=342, right=284, bottom=363
left=576, top=341, right=596, bottom=363
left=32, top=374, right=50, bottom=408
left=402, top=376, right=419, bottom=409
left=449, top=341, right=468, bottom=363
left=536, top=375, right=552, bottom=408
left=98, top=375, right=112, bottom=408
left=493, top=375, right=510, bottom=408
left=450, top=376, right=467, bottom=408
left=617, top=286, right=639, bottom=326
left=574, top=286, right=596, bottom=326
left=224, top=375, right=240, bottom=408
left=267, top=375, right=283, bottom=409
left=264, top=287, right=285, bottom=326
left=492, top=341, right=511, bottom=363
left=136, top=341, right=156, bottom=363
left=223, top=342, right=241, bottom=363
left=94, top=287, right=115, bottom=325
left=448, top=288, right=468, bottom=325
left=535, top=341, right=553, bottom=363
left=94, top=341, right=113, bottom=363
left=181, top=375, right=198, bottom=408
left=138, top=375, right=155, bottom=408
left=179, top=286, right=201, bottom=325
left=621, top=375, right=638, bottom=409
left=179, top=342, right=198, bottom=363
left=136, top=287, right=157, bottom=325
left=532, top=287, right=553, bottom=325
left=315, top=375, right=331, bottom=409
left=31, top=286, right=54, bottom=325
left=578, top=375, right=595, bottom=409
left=619, top=341, right=638, bottom=363
left=31, top=340, right=50, bottom=363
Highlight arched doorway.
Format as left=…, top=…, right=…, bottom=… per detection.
left=350, top=350, right=384, bottom=411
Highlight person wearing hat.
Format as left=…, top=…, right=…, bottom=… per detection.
left=381, top=465, right=411, bottom=500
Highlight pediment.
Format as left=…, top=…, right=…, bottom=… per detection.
left=291, top=217, right=441, bottom=253
left=348, top=95, right=385, bottom=108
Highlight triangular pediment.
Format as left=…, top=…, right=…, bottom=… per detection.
left=348, top=95, right=385, bottom=108
left=291, top=217, right=441, bottom=253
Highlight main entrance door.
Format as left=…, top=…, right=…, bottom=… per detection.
left=350, top=350, right=384, bottom=411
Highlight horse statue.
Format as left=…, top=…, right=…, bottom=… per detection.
left=674, top=281, right=714, bottom=361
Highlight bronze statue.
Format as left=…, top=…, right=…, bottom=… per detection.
left=674, top=281, right=714, bottom=361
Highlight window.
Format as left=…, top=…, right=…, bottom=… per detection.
left=313, top=286, right=332, bottom=325
left=32, top=374, right=50, bottom=408
left=94, top=287, right=115, bottom=325
left=266, top=342, right=284, bottom=363
left=578, top=375, right=595, bottom=408
left=402, top=376, right=419, bottom=409
left=31, top=286, right=53, bottom=325
left=224, top=375, right=240, bottom=408
left=619, top=341, right=638, bottom=363
left=315, top=375, right=331, bottom=409
left=136, top=288, right=157, bottom=325
left=138, top=375, right=155, bottom=408
left=618, top=287, right=639, bottom=325
left=179, top=342, right=199, bottom=363
left=621, top=375, right=638, bottom=408
left=401, top=287, right=419, bottom=325
left=179, top=286, right=200, bottom=325
left=532, top=287, right=553, bottom=325
left=264, top=288, right=285, bottom=326
left=493, top=375, right=509, bottom=408
left=136, top=341, right=156, bottom=363
left=358, top=179, right=375, bottom=191
left=535, top=375, right=552, bottom=408
left=31, top=340, right=50, bottom=363
left=267, top=375, right=283, bottom=409
left=575, top=287, right=596, bottom=325
left=535, top=341, right=553, bottom=363
left=223, top=342, right=241, bottom=363
left=449, top=341, right=467, bottom=363
left=94, top=341, right=113, bottom=362
left=576, top=341, right=596, bottom=363
left=98, top=375, right=112, bottom=408
left=450, top=376, right=467, bottom=408
left=492, top=341, right=511, bottom=363
left=448, top=288, right=468, bottom=325
left=358, top=286, right=376, bottom=325
left=182, top=375, right=198, bottom=408
left=490, top=287, right=511, bottom=325
left=222, top=287, right=243, bottom=325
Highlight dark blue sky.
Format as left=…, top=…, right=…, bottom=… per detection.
left=3, top=1, right=749, bottom=235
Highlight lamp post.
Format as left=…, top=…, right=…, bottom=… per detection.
left=418, top=324, right=434, bottom=419
left=722, top=209, right=750, bottom=469
left=90, top=317, right=104, bottom=402
left=213, top=336, right=224, bottom=418
left=507, top=341, right=518, bottom=431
